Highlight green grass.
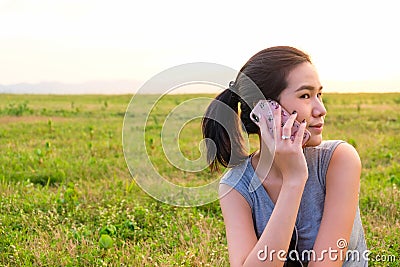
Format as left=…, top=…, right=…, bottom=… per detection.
left=0, top=93, right=399, bottom=266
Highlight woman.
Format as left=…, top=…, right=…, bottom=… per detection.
left=202, top=46, right=368, bottom=266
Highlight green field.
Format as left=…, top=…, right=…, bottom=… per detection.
left=0, top=93, right=399, bottom=266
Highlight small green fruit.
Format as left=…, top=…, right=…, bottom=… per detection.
left=99, top=234, right=113, bottom=249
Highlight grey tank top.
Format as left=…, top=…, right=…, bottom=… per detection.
left=220, top=140, right=368, bottom=266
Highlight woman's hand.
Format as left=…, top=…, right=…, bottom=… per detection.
left=258, top=104, right=308, bottom=183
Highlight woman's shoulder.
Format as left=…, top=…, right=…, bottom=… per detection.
left=220, top=157, right=265, bottom=194
left=305, top=140, right=361, bottom=188
left=315, top=140, right=360, bottom=164
left=316, top=139, right=346, bottom=150
left=220, top=158, right=252, bottom=187
left=305, top=140, right=353, bottom=187
left=304, top=139, right=348, bottom=161
left=326, top=140, right=361, bottom=173
left=219, top=158, right=259, bottom=208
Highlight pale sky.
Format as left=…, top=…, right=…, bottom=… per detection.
left=1, top=0, right=399, bottom=93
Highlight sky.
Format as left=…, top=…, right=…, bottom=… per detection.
left=1, top=0, right=399, bottom=93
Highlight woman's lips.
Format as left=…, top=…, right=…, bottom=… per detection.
left=309, top=123, right=324, bottom=134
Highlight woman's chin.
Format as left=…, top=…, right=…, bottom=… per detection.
left=305, top=135, right=323, bottom=147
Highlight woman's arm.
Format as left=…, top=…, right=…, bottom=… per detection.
left=220, top=107, right=309, bottom=267
left=220, top=178, right=306, bottom=267
left=309, top=142, right=361, bottom=266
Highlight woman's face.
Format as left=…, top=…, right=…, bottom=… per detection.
left=278, top=62, right=327, bottom=147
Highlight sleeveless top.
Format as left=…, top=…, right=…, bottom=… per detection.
left=220, top=140, right=368, bottom=266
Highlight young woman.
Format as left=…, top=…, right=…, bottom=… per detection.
left=202, top=46, right=368, bottom=266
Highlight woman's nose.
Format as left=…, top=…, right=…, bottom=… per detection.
left=312, top=99, right=327, bottom=117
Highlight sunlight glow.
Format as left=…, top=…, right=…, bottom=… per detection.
left=0, top=0, right=399, bottom=93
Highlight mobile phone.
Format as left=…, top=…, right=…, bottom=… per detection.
left=250, top=99, right=311, bottom=146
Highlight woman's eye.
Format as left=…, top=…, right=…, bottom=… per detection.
left=317, top=92, right=323, bottom=98
left=300, top=94, right=310, bottom=99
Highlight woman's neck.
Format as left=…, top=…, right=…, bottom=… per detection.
left=251, top=149, right=282, bottom=183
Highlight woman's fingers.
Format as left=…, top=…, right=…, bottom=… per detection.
left=281, top=112, right=297, bottom=141
left=259, top=113, right=275, bottom=153
left=272, top=104, right=281, bottom=142
left=294, top=119, right=307, bottom=147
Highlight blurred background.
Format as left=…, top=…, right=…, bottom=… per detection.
left=1, top=0, right=399, bottom=94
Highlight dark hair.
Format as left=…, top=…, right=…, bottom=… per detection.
left=201, top=46, right=312, bottom=172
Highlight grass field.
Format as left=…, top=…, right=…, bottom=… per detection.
left=0, top=93, right=399, bottom=266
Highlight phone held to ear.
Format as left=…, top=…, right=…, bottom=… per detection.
left=250, top=99, right=311, bottom=146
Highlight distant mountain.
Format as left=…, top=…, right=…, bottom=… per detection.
left=1, top=80, right=399, bottom=94
left=0, top=80, right=142, bottom=95
left=0, top=80, right=225, bottom=95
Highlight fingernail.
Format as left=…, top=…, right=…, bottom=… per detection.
left=292, top=110, right=297, bottom=114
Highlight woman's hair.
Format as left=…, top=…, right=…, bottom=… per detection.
left=201, top=46, right=312, bottom=172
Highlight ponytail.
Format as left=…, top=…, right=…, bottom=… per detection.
left=201, top=86, right=248, bottom=172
